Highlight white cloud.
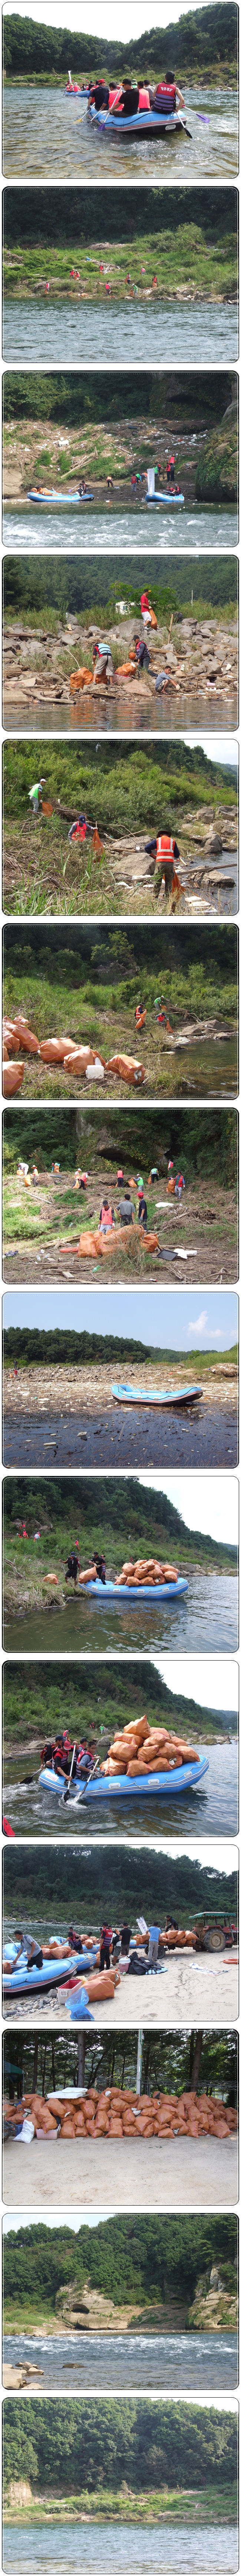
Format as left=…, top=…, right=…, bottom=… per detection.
left=188, top=1311, right=208, bottom=1335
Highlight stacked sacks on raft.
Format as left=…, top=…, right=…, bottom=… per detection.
left=100, top=1709, right=200, bottom=1778
left=4, top=2089, right=237, bottom=2143
left=115, top=1558, right=180, bottom=1592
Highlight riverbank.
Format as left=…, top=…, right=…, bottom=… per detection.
left=4, top=2485, right=237, bottom=2526
left=4, top=414, right=237, bottom=507
left=3, top=1168, right=237, bottom=1291
left=3, top=1352, right=237, bottom=1419
left=4, top=608, right=237, bottom=735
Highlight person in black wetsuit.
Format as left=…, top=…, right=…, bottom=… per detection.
left=138, top=1191, right=148, bottom=1230
left=89, top=80, right=110, bottom=108
left=135, top=636, right=151, bottom=673
left=113, top=79, right=139, bottom=117
left=65, top=1550, right=79, bottom=1586
left=92, top=1551, right=106, bottom=1583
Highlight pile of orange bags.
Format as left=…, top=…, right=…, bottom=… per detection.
left=6, top=2088, right=237, bottom=2143
left=100, top=1712, right=198, bottom=1779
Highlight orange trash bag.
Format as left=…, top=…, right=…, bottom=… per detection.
left=92, top=828, right=104, bottom=856
left=106, top=1053, right=145, bottom=1086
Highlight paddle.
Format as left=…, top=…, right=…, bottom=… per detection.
left=101, top=84, right=122, bottom=126
left=72, top=1757, right=101, bottom=1805
left=63, top=1742, right=76, bottom=1803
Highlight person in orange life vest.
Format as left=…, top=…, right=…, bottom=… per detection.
left=68, top=811, right=94, bottom=844
left=99, top=1198, right=115, bottom=1233
left=144, top=834, right=180, bottom=888
left=167, top=453, right=175, bottom=485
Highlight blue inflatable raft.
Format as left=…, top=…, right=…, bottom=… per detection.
left=27, top=489, right=93, bottom=504
left=111, top=1382, right=202, bottom=1408
left=145, top=490, right=184, bottom=506
left=39, top=1754, right=209, bottom=1803
left=89, top=105, right=188, bottom=137
left=3, top=1946, right=98, bottom=1996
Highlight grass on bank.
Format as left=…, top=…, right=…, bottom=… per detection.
left=4, top=219, right=237, bottom=302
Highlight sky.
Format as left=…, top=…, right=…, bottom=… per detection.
left=3, top=0, right=213, bottom=33
left=184, top=736, right=238, bottom=774
left=154, top=1654, right=238, bottom=1713
left=3, top=1288, right=238, bottom=1353
left=138, top=1472, right=238, bottom=1546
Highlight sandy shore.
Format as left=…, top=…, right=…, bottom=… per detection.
left=4, top=2133, right=238, bottom=2212
left=3, top=1957, right=238, bottom=2030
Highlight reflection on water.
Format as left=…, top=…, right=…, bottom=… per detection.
left=3, top=83, right=238, bottom=181
left=3, top=1742, right=238, bottom=1840
left=3, top=2328, right=238, bottom=2391
left=3, top=1399, right=238, bottom=1470
left=3, top=2521, right=238, bottom=2574
left=3, top=502, right=238, bottom=555
left=4, top=1574, right=238, bottom=1657
left=166, top=1036, right=237, bottom=1097
left=3, top=297, right=238, bottom=368
left=4, top=694, right=237, bottom=739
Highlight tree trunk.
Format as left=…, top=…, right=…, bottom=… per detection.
left=42, top=2041, right=47, bottom=2099
left=189, top=2029, right=203, bottom=2092
left=33, top=2035, right=39, bottom=2092
left=77, top=2034, right=86, bottom=2087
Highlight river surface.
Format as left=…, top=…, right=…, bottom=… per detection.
left=3, top=1400, right=238, bottom=1471
left=4, top=1574, right=238, bottom=1657
left=3, top=296, right=238, bottom=368
left=7, top=693, right=237, bottom=738
left=3, top=2327, right=238, bottom=2390
left=3, top=2521, right=238, bottom=2574
left=3, top=501, right=238, bottom=554
left=3, top=83, right=238, bottom=181
left=3, top=1741, right=238, bottom=1839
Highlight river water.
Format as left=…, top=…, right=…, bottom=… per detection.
left=3, top=1741, right=238, bottom=1839
left=3, top=1400, right=238, bottom=1471
left=3, top=2520, right=238, bottom=2574
left=4, top=1574, right=238, bottom=1657
left=7, top=692, right=237, bottom=739
left=3, top=84, right=238, bottom=181
left=3, top=501, right=238, bottom=554
left=3, top=296, right=238, bottom=368
left=3, top=2327, right=238, bottom=2390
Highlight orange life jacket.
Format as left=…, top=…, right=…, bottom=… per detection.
left=100, top=1203, right=113, bottom=1227
left=156, top=835, right=175, bottom=862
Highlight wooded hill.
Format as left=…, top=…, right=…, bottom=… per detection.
left=3, top=737, right=238, bottom=828
left=3, top=2394, right=238, bottom=2503
left=5, top=552, right=237, bottom=628
left=4, top=1473, right=237, bottom=1569
left=4, top=369, right=235, bottom=432
left=4, top=2212, right=237, bottom=2320
left=4, top=1105, right=236, bottom=1187
left=4, top=1654, right=235, bottom=1750
left=3, top=1329, right=237, bottom=1373
left=4, top=183, right=236, bottom=258
left=4, top=5, right=236, bottom=80
left=4, top=1841, right=237, bottom=1926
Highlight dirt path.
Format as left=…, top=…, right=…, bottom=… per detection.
left=4, top=2133, right=237, bottom=2212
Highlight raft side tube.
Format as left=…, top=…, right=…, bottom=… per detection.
left=39, top=1754, right=209, bottom=1801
